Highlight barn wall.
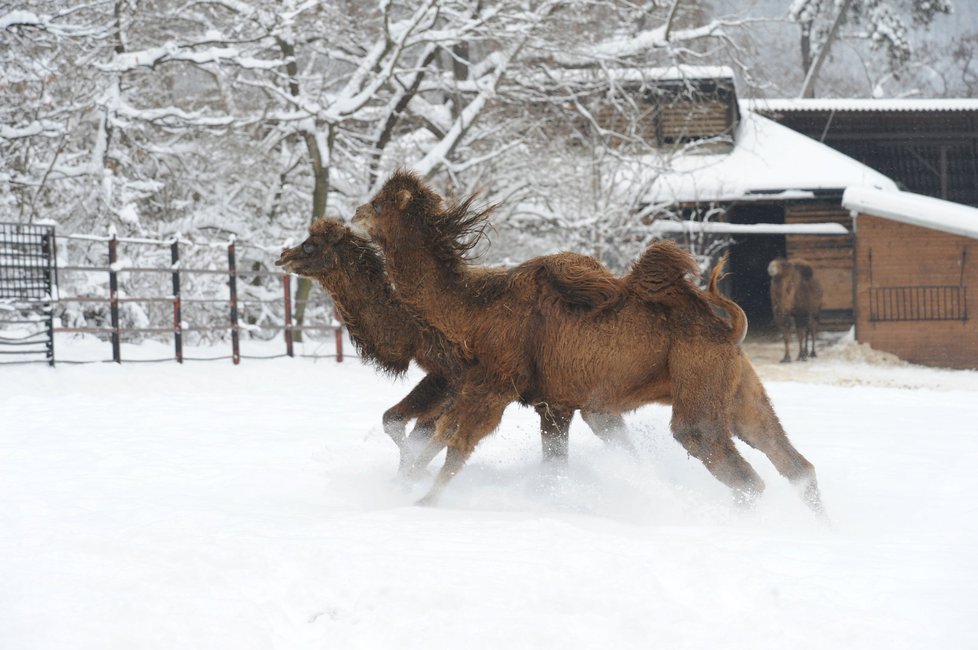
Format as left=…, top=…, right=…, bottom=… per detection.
left=784, top=202, right=854, bottom=329
left=854, top=215, right=977, bottom=369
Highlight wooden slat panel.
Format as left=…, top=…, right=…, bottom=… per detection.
left=784, top=204, right=854, bottom=318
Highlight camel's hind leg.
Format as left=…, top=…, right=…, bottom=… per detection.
left=808, top=317, right=819, bottom=359
left=779, top=317, right=793, bottom=363
left=416, top=389, right=512, bottom=506
left=795, top=315, right=810, bottom=361
left=669, top=347, right=765, bottom=504
left=730, top=356, right=825, bottom=515
left=580, top=411, right=637, bottom=456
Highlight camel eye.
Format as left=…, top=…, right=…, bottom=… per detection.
left=301, top=241, right=316, bottom=255
left=371, top=200, right=381, bottom=213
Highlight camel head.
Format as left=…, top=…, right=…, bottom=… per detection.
left=276, top=218, right=381, bottom=280
left=352, top=170, right=494, bottom=266
left=352, top=169, right=442, bottom=246
left=767, top=258, right=788, bottom=278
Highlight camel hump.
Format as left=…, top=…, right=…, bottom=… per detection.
left=625, top=240, right=700, bottom=302
left=796, top=261, right=815, bottom=281
left=522, top=252, right=625, bottom=312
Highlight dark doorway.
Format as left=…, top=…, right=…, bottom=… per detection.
left=724, top=204, right=786, bottom=333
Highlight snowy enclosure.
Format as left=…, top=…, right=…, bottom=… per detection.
left=2, top=335, right=977, bottom=650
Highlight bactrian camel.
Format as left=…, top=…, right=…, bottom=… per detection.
left=768, top=257, right=823, bottom=363
left=275, top=218, right=634, bottom=471
left=353, top=170, right=824, bottom=515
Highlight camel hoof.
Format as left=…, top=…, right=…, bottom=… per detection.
left=780, top=356, right=792, bottom=364
left=415, top=492, right=440, bottom=507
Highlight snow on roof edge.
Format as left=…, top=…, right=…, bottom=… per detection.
left=842, top=186, right=978, bottom=240
left=650, top=221, right=848, bottom=236
left=746, top=98, right=978, bottom=113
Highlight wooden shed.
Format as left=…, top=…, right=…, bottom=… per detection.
left=843, top=186, right=978, bottom=369
left=643, top=98, right=897, bottom=331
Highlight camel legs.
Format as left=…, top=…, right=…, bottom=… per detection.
left=729, top=357, right=825, bottom=515
left=807, top=317, right=819, bottom=359
left=383, top=374, right=451, bottom=472
left=795, top=315, right=811, bottom=361
left=535, top=404, right=572, bottom=462
left=580, top=411, right=637, bottom=455
left=779, top=316, right=794, bottom=363
left=535, top=406, right=636, bottom=461
left=671, top=410, right=765, bottom=505
left=415, top=389, right=512, bottom=506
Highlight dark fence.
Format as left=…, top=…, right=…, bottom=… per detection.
left=869, top=285, right=968, bottom=322
left=0, top=223, right=57, bottom=365
left=1, top=227, right=345, bottom=366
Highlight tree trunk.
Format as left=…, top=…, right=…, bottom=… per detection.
left=277, top=35, right=333, bottom=342
left=799, top=0, right=852, bottom=99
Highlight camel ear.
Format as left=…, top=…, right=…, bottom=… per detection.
left=396, top=189, right=412, bottom=211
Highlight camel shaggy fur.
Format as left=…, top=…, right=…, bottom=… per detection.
left=354, top=170, right=824, bottom=514
left=275, top=218, right=633, bottom=470
left=768, top=257, right=823, bottom=363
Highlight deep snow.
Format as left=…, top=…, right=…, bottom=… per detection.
left=1, top=334, right=977, bottom=649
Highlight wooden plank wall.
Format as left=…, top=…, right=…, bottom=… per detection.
left=784, top=202, right=854, bottom=329
left=659, top=100, right=730, bottom=141
left=854, top=215, right=977, bottom=369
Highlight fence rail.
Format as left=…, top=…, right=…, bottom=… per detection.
left=1, top=229, right=345, bottom=366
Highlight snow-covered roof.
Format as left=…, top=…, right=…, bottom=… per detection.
left=747, top=98, right=978, bottom=113
left=644, top=109, right=898, bottom=204
left=842, top=186, right=978, bottom=240
left=649, top=220, right=848, bottom=236
left=512, top=65, right=734, bottom=90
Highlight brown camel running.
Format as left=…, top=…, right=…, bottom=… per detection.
left=275, top=218, right=634, bottom=472
left=768, top=257, right=823, bottom=363
left=353, top=170, right=825, bottom=515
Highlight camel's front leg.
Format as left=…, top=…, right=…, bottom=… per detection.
left=535, top=404, right=573, bottom=462
left=383, top=374, right=449, bottom=451
left=416, top=391, right=511, bottom=506
left=580, top=411, right=637, bottom=456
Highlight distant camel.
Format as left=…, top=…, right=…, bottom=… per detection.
left=275, top=218, right=633, bottom=471
left=354, top=170, right=824, bottom=515
left=768, top=257, right=823, bottom=363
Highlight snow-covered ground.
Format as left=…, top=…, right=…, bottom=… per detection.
left=2, top=333, right=977, bottom=649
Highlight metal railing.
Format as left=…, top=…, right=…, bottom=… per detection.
left=869, top=285, right=968, bottom=322
left=2, top=230, right=345, bottom=366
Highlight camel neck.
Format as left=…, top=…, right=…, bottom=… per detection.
left=316, top=268, right=417, bottom=370
left=378, top=219, right=475, bottom=343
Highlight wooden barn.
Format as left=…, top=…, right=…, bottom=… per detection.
left=843, top=186, right=978, bottom=369
left=637, top=79, right=898, bottom=331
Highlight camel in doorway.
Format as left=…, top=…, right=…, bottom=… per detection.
left=768, top=257, right=823, bottom=363
left=353, top=170, right=824, bottom=515
left=275, top=218, right=633, bottom=471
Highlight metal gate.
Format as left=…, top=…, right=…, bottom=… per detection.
left=0, top=222, right=57, bottom=365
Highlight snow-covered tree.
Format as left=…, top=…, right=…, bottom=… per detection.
left=790, top=0, right=953, bottom=97
left=2, top=0, right=763, bottom=339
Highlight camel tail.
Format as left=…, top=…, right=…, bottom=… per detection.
left=706, top=256, right=748, bottom=345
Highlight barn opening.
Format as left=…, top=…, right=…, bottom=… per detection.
left=725, top=203, right=786, bottom=333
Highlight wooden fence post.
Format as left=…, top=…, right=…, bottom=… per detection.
left=171, top=240, right=183, bottom=363
left=334, top=312, right=343, bottom=363
left=108, top=235, right=121, bottom=363
left=228, top=240, right=240, bottom=365
left=283, top=274, right=294, bottom=357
